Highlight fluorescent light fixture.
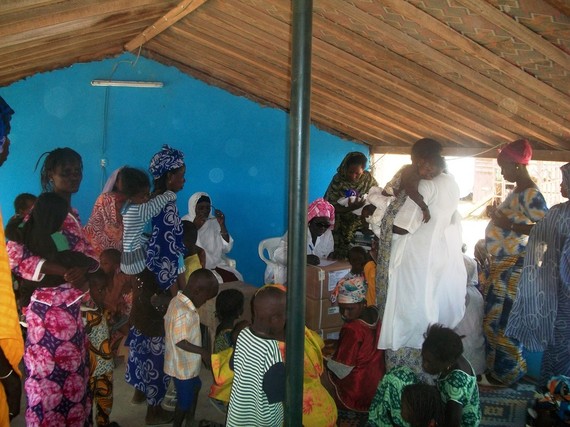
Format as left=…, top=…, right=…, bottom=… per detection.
left=91, top=79, right=163, bottom=88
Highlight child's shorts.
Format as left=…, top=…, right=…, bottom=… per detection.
left=173, top=376, right=202, bottom=411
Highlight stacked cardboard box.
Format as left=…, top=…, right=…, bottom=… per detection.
left=305, top=260, right=351, bottom=338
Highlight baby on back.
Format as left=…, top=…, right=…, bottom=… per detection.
left=382, top=152, right=446, bottom=223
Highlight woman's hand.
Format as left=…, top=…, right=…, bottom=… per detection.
left=214, top=209, right=225, bottom=226
left=347, top=196, right=366, bottom=211
left=489, top=208, right=512, bottom=230
left=64, top=266, right=89, bottom=289
left=307, top=254, right=320, bottom=266
left=193, top=214, right=208, bottom=230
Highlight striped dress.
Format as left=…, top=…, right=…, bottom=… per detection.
left=506, top=200, right=570, bottom=383
left=120, top=191, right=176, bottom=275
left=227, top=327, right=285, bottom=427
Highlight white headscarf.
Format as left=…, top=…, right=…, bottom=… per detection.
left=182, top=192, right=211, bottom=222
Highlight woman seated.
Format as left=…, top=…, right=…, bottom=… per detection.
left=326, top=275, right=385, bottom=422
left=269, top=198, right=335, bottom=285
left=183, top=192, right=242, bottom=282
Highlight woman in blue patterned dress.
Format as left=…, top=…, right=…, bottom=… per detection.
left=483, top=139, right=547, bottom=386
left=506, top=163, right=570, bottom=384
left=125, top=145, right=186, bottom=425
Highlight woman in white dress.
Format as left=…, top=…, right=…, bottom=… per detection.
left=376, top=138, right=466, bottom=380
left=183, top=192, right=242, bottom=282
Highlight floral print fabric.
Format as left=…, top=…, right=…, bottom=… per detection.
left=485, top=188, right=547, bottom=258
left=125, top=327, right=170, bottom=406
left=24, top=286, right=91, bottom=426
left=145, top=201, right=185, bottom=290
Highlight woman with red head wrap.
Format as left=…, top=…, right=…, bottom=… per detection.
left=270, top=198, right=335, bottom=285
left=482, top=139, right=548, bottom=386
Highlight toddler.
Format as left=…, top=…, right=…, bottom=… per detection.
left=227, top=286, right=287, bottom=426
left=164, top=268, right=219, bottom=427
left=119, top=167, right=176, bottom=278
left=401, top=383, right=446, bottom=427
left=331, top=246, right=370, bottom=305
left=83, top=270, right=120, bottom=427
left=383, top=153, right=446, bottom=223
left=182, top=219, right=205, bottom=281
left=99, top=248, right=134, bottom=361
left=213, top=288, right=244, bottom=353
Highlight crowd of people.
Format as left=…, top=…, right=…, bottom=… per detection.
left=1, top=92, right=569, bottom=427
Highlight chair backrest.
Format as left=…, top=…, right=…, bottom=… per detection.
left=258, top=237, right=282, bottom=265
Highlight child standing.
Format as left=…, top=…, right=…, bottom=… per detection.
left=99, top=248, right=134, bottom=361
left=421, top=324, right=481, bottom=427
left=227, top=286, right=287, bottom=427
left=213, top=288, right=244, bottom=353
left=84, top=270, right=120, bottom=427
left=164, top=268, right=219, bottom=427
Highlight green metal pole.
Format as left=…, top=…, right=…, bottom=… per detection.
left=285, top=0, right=313, bottom=426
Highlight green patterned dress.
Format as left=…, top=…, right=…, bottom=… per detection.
left=437, top=368, right=481, bottom=427
left=367, top=366, right=418, bottom=427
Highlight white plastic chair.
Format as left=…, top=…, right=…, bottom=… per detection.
left=258, top=237, right=282, bottom=283
left=258, top=237, right=282, bottom=266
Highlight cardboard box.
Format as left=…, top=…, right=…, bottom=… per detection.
left=306, top=260, right=351, bottom=300
left=306, top=296, right=344, bottom=330
left=318, top=326, right=341, bottom=341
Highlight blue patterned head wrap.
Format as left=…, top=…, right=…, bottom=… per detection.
left=149, top=144, right=185, bottom=179
left=330, top=276, right=367, bottom=304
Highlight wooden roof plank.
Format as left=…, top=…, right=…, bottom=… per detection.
left=207, top=2, right=516, bottom=144
left=371, top=0, right=569, bottom=112
left=196, top=8, right=492, bottom=146
left=312, top=0, right=570, bottom=138
left=124, top=0, right=209, bottom=51
left=455, top=0, right=570, bottom=70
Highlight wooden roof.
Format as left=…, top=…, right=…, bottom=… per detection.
left=1, top=0, right=569, bottom=159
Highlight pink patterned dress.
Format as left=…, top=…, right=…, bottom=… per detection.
left=7, top=209, right=96, bottom=427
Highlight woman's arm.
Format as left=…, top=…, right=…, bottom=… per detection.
left=445, top=401, right=463, bottom=427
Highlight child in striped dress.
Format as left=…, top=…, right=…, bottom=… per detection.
left=227, top=285, right=287, bottom=427
left=119, top=167, right=176, bottom=276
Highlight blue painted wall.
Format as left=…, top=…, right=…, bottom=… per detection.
left=0, top=53, right=367, bottom=285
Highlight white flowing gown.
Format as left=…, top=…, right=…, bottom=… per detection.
left=378, top=173, right=467, bottom=350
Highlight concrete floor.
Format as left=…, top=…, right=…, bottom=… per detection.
left=12, top=360, right=227, bottom=427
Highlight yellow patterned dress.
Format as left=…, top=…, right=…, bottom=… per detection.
left=0, top=210, right=24, bottom=426
left=210, top=327, right=338, bottom=427
left=483, top=187, right=547, bottom=385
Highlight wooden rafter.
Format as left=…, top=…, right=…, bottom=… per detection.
left=371, top=146, right=570, bottom=162
left=542, top=0, right=570, bottom=16
left=454, top=0, right=570, bottom=70
left=124, top=0, right=209, bottom=51
left=378, top=0, right=569, bottom=112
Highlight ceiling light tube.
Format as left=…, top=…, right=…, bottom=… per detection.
left=91, top=79, right=164, bottom=88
